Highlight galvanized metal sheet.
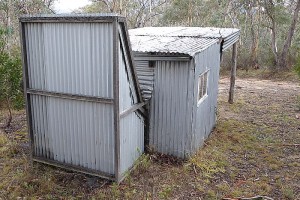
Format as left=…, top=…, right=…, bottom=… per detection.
left=149, top=59, right=195, bottom=158
left=30, top=94, right=115, bottom=174
left=147, top=43, right=222, bottom=158
left=25, top=22, right=114, bottom=98
left=129, top=27, right=239, bottom=38
left=129, top=27, right=240, bottom=55
left=118, top=23, right=143, bottom=104
left=22, top=16, right=146, bottom=181
left=118, top=27, right=145, bottom=177
left=119, top=44, right=134, bottom=112
left=223, top=34, right=240, bottom=51
left=190, top=43, right=221, bottom=153
left=120, top=111, right=144, bottom=174
left=129, top=35, right=218, bottom=56
left=134, top=57, right=154, bottom=101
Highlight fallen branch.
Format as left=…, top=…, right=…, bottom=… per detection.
left=193, top=164, right=197, bottom=174
left=223, top=195, right=274, bottom=200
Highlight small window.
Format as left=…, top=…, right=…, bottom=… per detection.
left=197, top=70, right=209, bottom=104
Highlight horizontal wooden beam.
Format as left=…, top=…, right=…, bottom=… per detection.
left=120, top=102, right=147, bottom=118
left=27, top=89, right=114, bottom=104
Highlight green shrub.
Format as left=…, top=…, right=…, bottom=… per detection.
left=294, top=56, right=300, bottom=78
left=0, top=27, right=24, bottom=127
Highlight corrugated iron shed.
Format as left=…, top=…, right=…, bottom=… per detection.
left=129, top=26, right=240, bottom=158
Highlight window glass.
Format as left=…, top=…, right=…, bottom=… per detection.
left=197, top=71, right=209, bottom=103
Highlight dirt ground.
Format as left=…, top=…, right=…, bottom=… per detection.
left=0, top=76, right=299, bottom=199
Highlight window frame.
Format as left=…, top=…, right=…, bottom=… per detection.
left=197, top=70, right=209, bottom=106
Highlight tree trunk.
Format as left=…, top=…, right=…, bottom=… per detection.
left=265, top=0, right=279, bottom=66
left=270, top=19, right=278, bottom=65
left=229, top=42, right=237, bottom=104
left=250, top=32, right=259, bottom=69
left=277, top=0, right=300, bottom=70
left=249, top=6, right=260, bottom=69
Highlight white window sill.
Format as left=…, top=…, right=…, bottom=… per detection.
left=197, top=94, right=208, bottom=107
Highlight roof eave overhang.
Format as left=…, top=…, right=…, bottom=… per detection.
left=133, top=52, right=192, bottom=61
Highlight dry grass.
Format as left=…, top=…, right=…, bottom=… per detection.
left=0, top=72, right=299, bottom=199
left=220, top=68, right=300, bottom=83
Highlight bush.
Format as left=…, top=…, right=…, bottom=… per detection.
left=0, top=27, right=24, bottom=128
left=294, top=56, right=300, bottom=78
left=0, top=52, right=23, bottom=108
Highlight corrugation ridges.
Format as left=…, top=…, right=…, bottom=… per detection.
left=222, top=33, right=240, bottom=51
left=30, top=95, right=115, bottom=174
left=118, top=37, right=145, bottom=174
left=129, top=27, right=240, bottom=55
left=129, top=27, right=239, bottom=38
left=23, top=19, right=146, bottom=180
left=24, top=21, right=116, bottom=175
left=119, top=45, right=134, bottom=111
left=120, top=112, right=144, bottom=174
left=149, top=60, right=193, bottom=158
left=192, top=43, right=220, bottom=152
left=135, top=59, right=154, bottom=101
left=130, top=35, right=218, bottom=56
left=25, top=22, right=113, bottom=98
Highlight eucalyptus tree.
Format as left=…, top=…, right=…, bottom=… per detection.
left=264, top=0, right=300, bottom=70
left=78, top=0, right=170, bottom=28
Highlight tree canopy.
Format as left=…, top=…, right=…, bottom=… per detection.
left=78, top=0, right=300, bottom=70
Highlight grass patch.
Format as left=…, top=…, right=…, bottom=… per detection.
left=1, top=76, right=299, bottom=199
left=220, top=68, right=300, bottom=82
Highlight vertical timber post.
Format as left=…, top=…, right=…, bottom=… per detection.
left=19, top=21, right=35, bottom=162
left=228, top=42, right=237, bottom=104
left=113, top=19, right=121, bottom=182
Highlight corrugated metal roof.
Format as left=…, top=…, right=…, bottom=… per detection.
left=130, top=27, right=239, bottom=38
left=130, top=35, right=218, bottom=56
left=129, top=27, right=240, bottom=56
